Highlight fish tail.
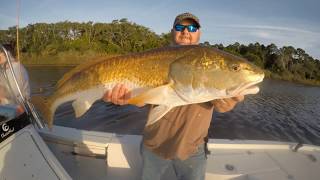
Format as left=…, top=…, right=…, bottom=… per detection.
left=30, top=95, right=54, bottom=128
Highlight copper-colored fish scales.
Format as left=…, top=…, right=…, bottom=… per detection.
left=31, top=45, right=264, bottom=127
left=55, top=47, right=187, bottom=97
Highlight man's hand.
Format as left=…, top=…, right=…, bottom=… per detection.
left=212, top=95, right=244, bottom=113
left=16, top=105, right=25, bottom=115
left=103, top=84, right=131, bottom=105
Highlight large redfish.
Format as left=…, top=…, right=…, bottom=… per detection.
left=32, top=45, right=264, bottom=127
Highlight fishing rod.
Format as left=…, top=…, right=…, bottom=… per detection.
left=16, top=0, right=20, bottom=61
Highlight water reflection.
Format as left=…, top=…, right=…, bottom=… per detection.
left=211, top=79, right=320, bottom=145
left=27, top=66, right=320, bottom=145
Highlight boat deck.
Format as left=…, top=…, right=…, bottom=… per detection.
left=1, top=124, right=320, bottom=180
left=40, top=125, right=320, bottom=180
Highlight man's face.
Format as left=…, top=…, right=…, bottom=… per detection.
left=172, top=19, right=201, bottom=45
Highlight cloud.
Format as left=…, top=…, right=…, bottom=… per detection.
left=214, top=24, right=319, bottom=35
left=254, top=31, right=272, bottom=39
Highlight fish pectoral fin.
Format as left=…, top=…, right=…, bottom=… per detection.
left=128, top=84, right=176, bottom=106
left=146, top=105, right=173, bottom=126
left=72, top=98, right=94, bottom=118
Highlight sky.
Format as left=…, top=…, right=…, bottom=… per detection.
left=1, top=0, right=320, bottom=59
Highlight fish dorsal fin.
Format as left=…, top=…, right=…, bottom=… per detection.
left=56, top=56, right=117, bottom=88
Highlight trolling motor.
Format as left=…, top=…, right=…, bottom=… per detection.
left=0, top=44, right=45, bottom=129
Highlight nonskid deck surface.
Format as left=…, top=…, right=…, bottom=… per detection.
left=38, top=125, right=320, bottom=180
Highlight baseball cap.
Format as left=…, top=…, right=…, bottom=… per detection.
left=173, top=12, right=201, bottom=28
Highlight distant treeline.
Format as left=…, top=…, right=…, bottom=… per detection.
left=0, top=20, right=319, bottom=85
left=0, top=18, right=171, bottom=55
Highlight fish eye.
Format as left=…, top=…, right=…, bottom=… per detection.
left=231, top=64, right=241, bottom=72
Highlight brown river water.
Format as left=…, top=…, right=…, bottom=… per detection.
left=27, top=66, right=320, bottom=145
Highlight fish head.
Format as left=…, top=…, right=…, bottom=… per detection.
left=169, top=47, right=265, bottom=102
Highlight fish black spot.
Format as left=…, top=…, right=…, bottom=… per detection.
left=231, top=64, right=241, bottom=72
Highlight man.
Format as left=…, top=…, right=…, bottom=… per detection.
left=103, top=12, right=244, bottom=180
left=0, top=44, right=30, bottom=101
left=0, top=44, right=30, bottom=115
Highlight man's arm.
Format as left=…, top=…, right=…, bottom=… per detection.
left=212, top=95, right=244, bottom=113
left=104, top=84, right=244, bottom=111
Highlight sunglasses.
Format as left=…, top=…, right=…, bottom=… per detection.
left=174, top=24, right=199, bottom=32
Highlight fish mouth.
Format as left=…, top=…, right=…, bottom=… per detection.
left=226, top=74, right=264, bottom=96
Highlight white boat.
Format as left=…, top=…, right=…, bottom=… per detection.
left=1, top=45, right=320, bottom=180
